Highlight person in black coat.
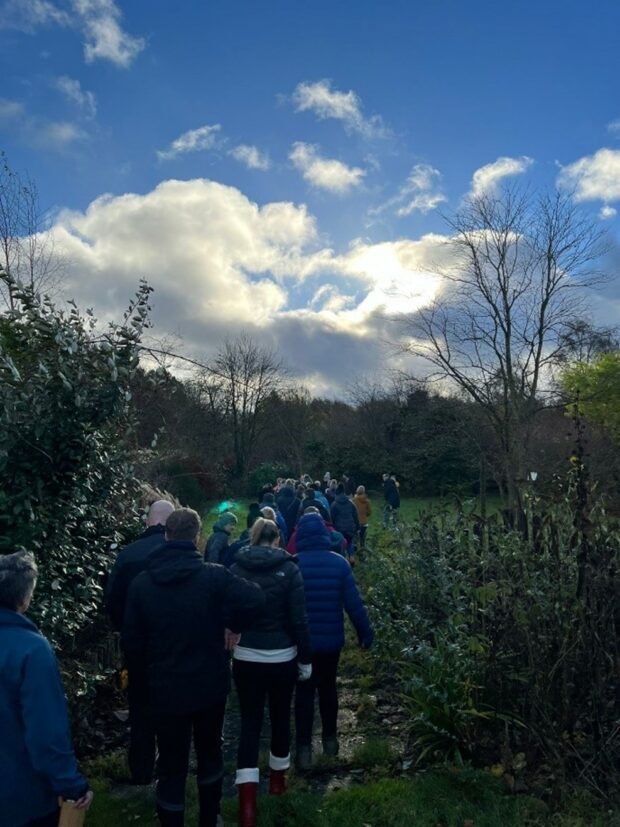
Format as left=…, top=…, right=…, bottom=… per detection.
left=382, top=473, right=401, bottom=527
left=275, top=484, right=302, bottom=537
left=105, top=499, right=174, bottom=784
left=330, top=485, right=360, bottom=551
left=123, top=508, right=266, bottom=827
left=230, top=518, right=311, bottom=827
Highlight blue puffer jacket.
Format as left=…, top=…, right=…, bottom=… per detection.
left=295, top=515, right=373, bottom=653
left=0, top=609, right=88, bottom=827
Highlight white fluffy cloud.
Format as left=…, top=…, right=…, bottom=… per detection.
left=41, top=178, right=450, bottom=389
left=157, top=125, right=222, bottom=161
left=373, top=164, right=447, bottom=217
left=289, top=142, right=365, bottom=194
left=0, top=0, right=144, bottom=67
left=471, top=155, right=534, bottom=197
left=600, top=205, right=617, bottom=220
left=291, top=79, right=387, bottom=138
left=558, top=148, right=620, bottom=205
left=229, top=144, right=271, bottom=171
left=74, top=0, right=144, bottom=66
left=53, top=75, right=97, bottom=118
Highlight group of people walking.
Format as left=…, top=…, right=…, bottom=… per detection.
left=0, top=471, right=400, bottom=827
left=110, top=477, right=375, bottom=827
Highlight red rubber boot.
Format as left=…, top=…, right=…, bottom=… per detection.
left=268, top=769, right=287, bottom=795
left=237, top=782, right=258, bottom=827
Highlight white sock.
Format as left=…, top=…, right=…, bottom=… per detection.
left=269, top=752, right=290, bottom=771
left=235, top=768, right=259, bottom=785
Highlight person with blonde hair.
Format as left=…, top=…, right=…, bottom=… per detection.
left=230, top=518, right=311, bottom=827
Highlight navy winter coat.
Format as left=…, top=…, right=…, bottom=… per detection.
left=277, top=487, right=302, bottom=536
left=295, top=515, right=373, bottom=653
left=0, top=609, right=88, bottom=827
left=105, top=524, right=167, bottom=630
left=330, top=494, right=360, bottom=537
left=383, top=478, right=401, bottom=509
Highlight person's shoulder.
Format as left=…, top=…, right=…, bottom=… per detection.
left=117, top=530, right=163, bottom=560
left=20, top=628, right=56, bottom=666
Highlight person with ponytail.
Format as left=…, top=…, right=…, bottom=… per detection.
left=230, top=518, right=312, bottom=827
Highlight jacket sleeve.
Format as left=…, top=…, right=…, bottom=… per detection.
left=352, top=503, right=360, bottom=530
left=342, top=567, right=373, bottom=648
left=21, top=640, right=89, bottom=800
left=205, top=533, right=225, bottom=564
left=287, top=566, right=312, bottom=664
left=215, top=566, right=267, bottom=633
left=121, top=579, right=149, bottom=696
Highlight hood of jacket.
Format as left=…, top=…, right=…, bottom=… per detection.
left=234, top=544, right=291, bottom=572
left=296, top=514, right=332, bottom=553
left=0, top=606, right=41, bottom=633
left=334, top=493, right=352, bottom=505
left=147, top=541, right=204, bottom=585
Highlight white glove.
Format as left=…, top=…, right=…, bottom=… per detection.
left=298, top=663, right=312, bottom=682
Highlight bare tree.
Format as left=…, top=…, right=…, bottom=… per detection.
left=207, top=334, right=287, bottom=479
left=0, top=153, right=64, bottom=310
left=401, top=188, right=605, bottom=511
left=556, top=318, right=619, bottom=365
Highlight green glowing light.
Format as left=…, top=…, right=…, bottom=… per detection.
left=215, top=500, right=238, bottom=514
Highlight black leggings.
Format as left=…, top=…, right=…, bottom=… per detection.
left=155, top=701, right=226, bottom=812
left=295, top=651, right=341, bottom=746
left=22, top=812, right=59, bottom=827
left=233, top=658, right=297, bottom=768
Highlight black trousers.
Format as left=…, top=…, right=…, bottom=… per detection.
left=155, top=701, right=226, bottom=815
left=295, top=651, right=341, bottom=746
left=128, top=678, right=157, bottom=784
left=233, top=658, right=297, bottom=769
left=22, top=811, right=59, bottom=827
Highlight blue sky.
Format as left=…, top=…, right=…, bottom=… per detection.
left=1, top=0, right=619, bottom=391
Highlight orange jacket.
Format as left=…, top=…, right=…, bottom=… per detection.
left=354, top=493, right=372, bottom=524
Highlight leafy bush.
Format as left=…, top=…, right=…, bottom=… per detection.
left=0, top=272, right=150, bottom=645
left=247, top=461, right=290, bottom=497
left=364, top=472, right=620, bottom=795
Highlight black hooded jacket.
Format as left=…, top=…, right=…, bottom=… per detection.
left=122, top=541, right=266, bottom=714
left=276, top=486, right=302, bottom=535
left=330, top=494, right=361, bottom=537
left=105, top=524, right=166, bottom=631
left=231, top=546, right=312, bottom=663
left=384, top=478, right=401, bottom=509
